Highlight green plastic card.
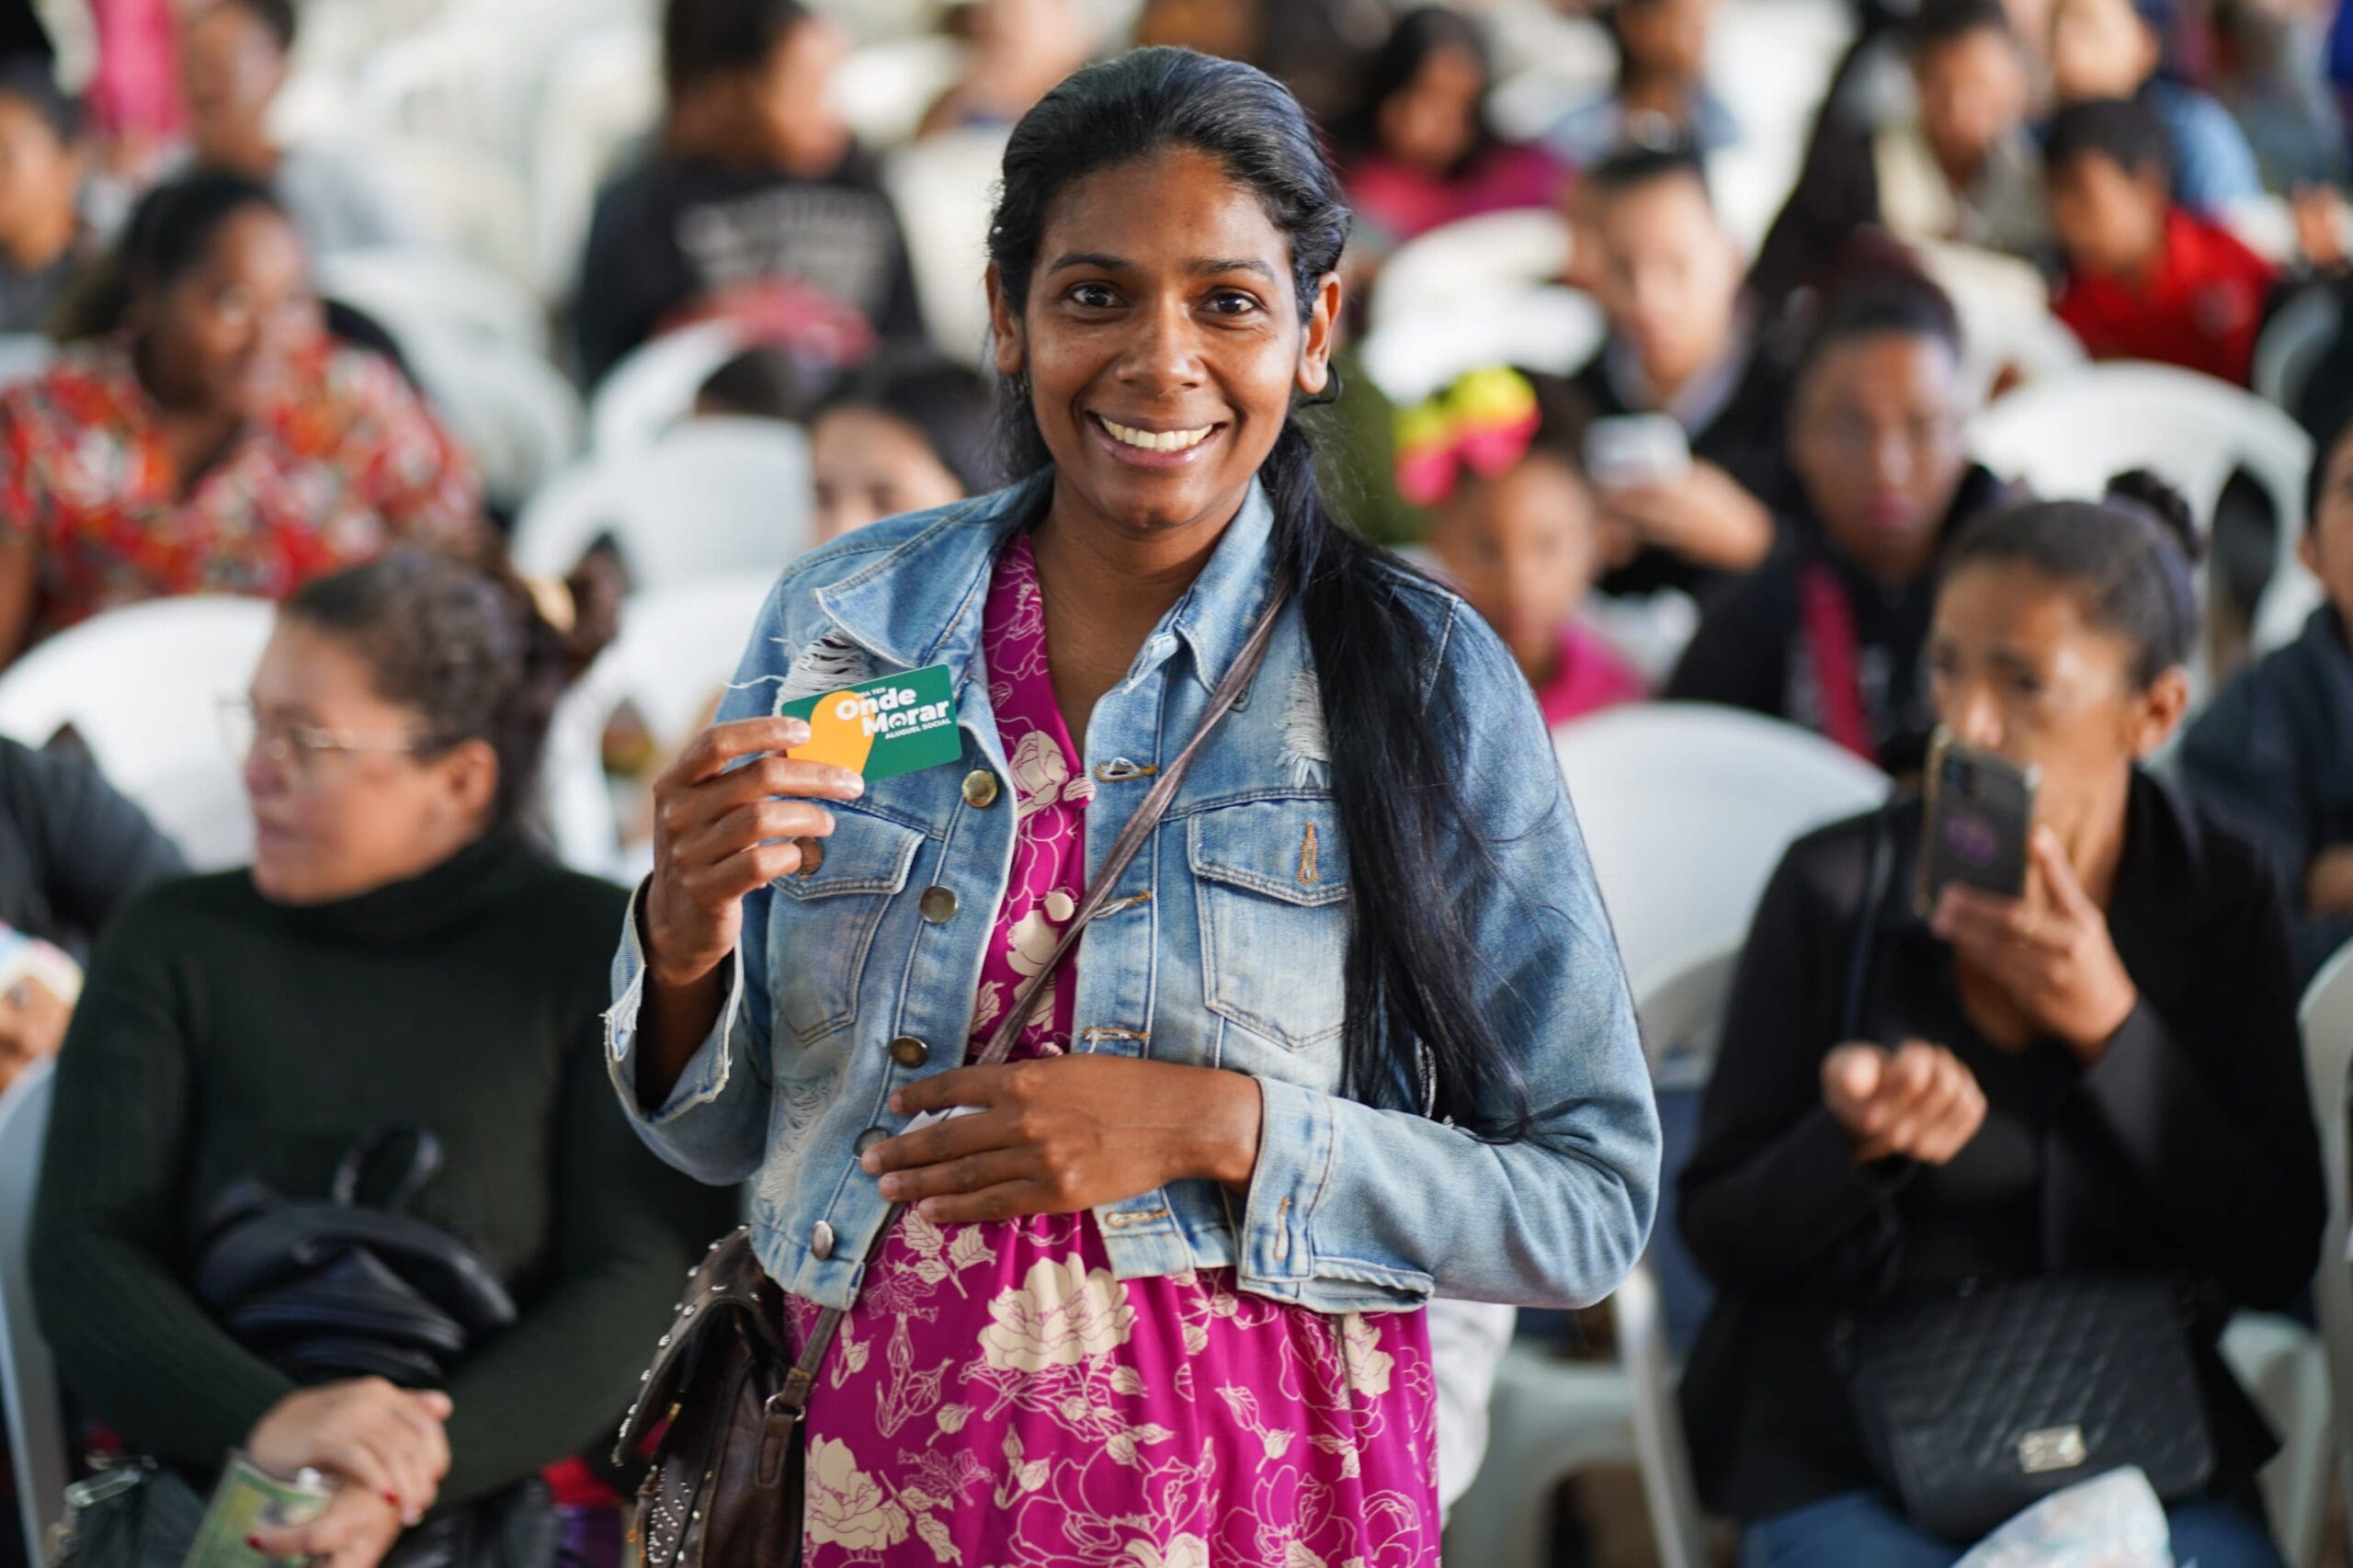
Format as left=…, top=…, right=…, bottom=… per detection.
left=779, top=663, right=962, bottom=780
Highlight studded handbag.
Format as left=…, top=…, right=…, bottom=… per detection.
left=611, top=585, right=1290, bottom=1567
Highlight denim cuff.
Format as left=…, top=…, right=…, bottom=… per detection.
left=604, top=877, right=747, bottom=1130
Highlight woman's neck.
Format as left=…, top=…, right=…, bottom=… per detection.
left=132, top=338, right=246, bottom=497
left=2043, top=772, right=2132, bottom=909
left=1, top=204, right=76, bottom=274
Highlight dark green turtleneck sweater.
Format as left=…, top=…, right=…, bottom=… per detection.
left=29, top=832, right=735, bottom=1505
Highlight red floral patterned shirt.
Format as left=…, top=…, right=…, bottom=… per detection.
left=0, top=336, right=484, bottom=641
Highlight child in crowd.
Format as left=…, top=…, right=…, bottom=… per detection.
left=1543, top=0, right=1741, bottom=170
left=177, top=0, right=418, bottom=256
left=1754, top=0, right=2046, bottom=302
left=1667, top=264, right=2018, bottom=774
left=804, top=353, right=995, bottom=543
left=2183, top=406, right=2353, bottom=983
left=1572, top=142, right=1790, bottom=600
left=2048, top=0, right=2265, bottom=210
left=917, top=0, right=1097, bottom=137
left=2046, top=96, right=2279, bottom=384
left=1331, top=6, right=1565, bottom=267
left=573, top=0, right=923, bottom=386
left=0, top=55, right=91, bottom=335
left=1409, top=366, right=1647, bottom=724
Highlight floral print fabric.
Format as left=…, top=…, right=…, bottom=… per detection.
left=0, top=336, right=482, bottom=641
left=780, top=532, right=1441, bottom=1566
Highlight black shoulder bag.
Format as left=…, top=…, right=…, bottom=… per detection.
left=1833, top=812, right=2215, bottom=1543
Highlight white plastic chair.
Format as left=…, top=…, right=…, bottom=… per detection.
left=1914, top=240, right=2088, bottom=399
left=0, top=597, right=275, bottom=870
left=0, top=1058, right=62, bottom=1568
left=315, top=245, right=551, bottom=358
left=2298, top=944, right=2353, bottom=1552
left=0, top=335, right=51, bottom=393
left=370, top=137, right=541, bottom=285
left=508, top=418, right=813, bottom=589
left=1369, top=209, right=1573, bottom=330
left=1552, top=703, right=1891, bottom=998
left=2253, top=285, right=2344, bottom=413
left=356, top=21, right=543, bottom=173
left=831, top=34, right=968, bottom=152
left=529, top=25, right=660, bottom=298
left=589, top=319, right=761, bottom=453
left=880, top=128, right=1009, bottom=369
left=402, top=334, right=584, bottom=511
left=1360, top=286, right=1609, bottom=407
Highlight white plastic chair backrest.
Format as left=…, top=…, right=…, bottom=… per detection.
left=1968, top=361, right=2313, bottom=531
left=402, top=333, right=584, bottom=508
left=370, top=138, right=540, bottom=286
left=831, top=34, right=967, bottom=151
left=880, top=128, right=1009, bottom=369
left=529, top=25, right=660, bottom=297
left=0, top=335, right=51, bottom=393
left=1554, top=703, right=1891, bottom=997
left=1360, top=286, right=1608, bottom=405
left=0, top=1058, right=62, bottom=1568
left=356, top=21, right=541, bottom=170
left=2296, top=943, right=2353, bottom=1509
left=582, top=574, right=781, bottom=749
left=589, top=320, right=760, bottom=453
left=1915, top=240, right=2087, bottom=397
left=509, top=418, right=813, bottom=589
left=0, top=597, right=274, bottom=869
left=315, top=245, right=550, bottom=358
left=1369, top=210, right=1574, bottom=330
left=2253, top=285, right=2344, bottom=412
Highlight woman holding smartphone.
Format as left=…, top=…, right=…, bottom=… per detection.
left=607, top=48, right=1658, bottom=1567
left=1678, top=478, right=2324, bottom=1568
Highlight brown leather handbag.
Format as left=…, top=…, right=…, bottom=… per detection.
left=612, top=585, right=1289, bottom=1567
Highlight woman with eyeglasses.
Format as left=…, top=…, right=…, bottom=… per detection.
left=1666, top=259, right=2019, bottom=776
left=0, top=171, right=483, bottom=666
left=30, top=550, right=734, bottom=1568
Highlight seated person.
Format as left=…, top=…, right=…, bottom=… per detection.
left=1667, top=263, right=2015, bottom=774
left=917, top=0, right=1097, bottom=137
left=573, top=0, right=923, bottom=387
left=2049, top=0, right=2265, bottom=212
left=30, top=549, right=735, bottom=1568
left=176, top=0, right=419, bottom=258
left=1752, top=0, right=2047, bottom=305
left=2182, top=405, right=2353, bottom=983
left=1542, top=0, right=1742, bottom=170
left=1414, top=366, right=1646, bottom=723
left=1331, top=6, right=1566, bottom=269
left=1570, top=142, right=1790, bottom=601
left=0, top=174, right=483, bottom=659
left=804, top=351, right=996, bottom=544
left=2210, top=0, right=2348, bottom=191
left=0, top=55, right=96, bottom=335
left=2047, top=97, right=2279, bottom=384
left=1680, top=480, right=2322, bottom=1567
left=0, top=733, right=183, bottom=1095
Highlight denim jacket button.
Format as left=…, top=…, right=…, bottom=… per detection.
left=961, top=769, right=1000, bottom=808
left=889, top=1035, right=930, bottom=1068
left=809, top=1221, right=835, bottom=1260
left=855, top=1126, right=891, bottom=1155
left=918, top=885, right=959, bottom=923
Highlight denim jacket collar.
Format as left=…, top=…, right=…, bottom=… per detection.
left=812, top=470, right=1282, bottom=698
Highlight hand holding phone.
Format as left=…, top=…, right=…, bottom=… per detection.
left=1916, top=730, right=2035, bottom=917
left=1583, top=414, right=1691, bottom=492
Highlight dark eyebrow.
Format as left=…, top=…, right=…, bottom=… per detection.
left=1046, top=251, right=1129, bottom=274
left=1042, top=251, right=1279, bottom=283
left=1189, top=257, right=1278, bottom=281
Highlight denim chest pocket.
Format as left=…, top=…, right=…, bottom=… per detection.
left=766, top=807, right=926, bottom=1042
left=1187, top=797, right=1351, bottom=1052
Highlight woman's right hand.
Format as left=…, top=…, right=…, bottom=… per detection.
left=642, top=716, right=867, bottom=988
left=246, top=1379, right=452, bottom=1526
left=1820, top=1040, right=1986, bottom=1165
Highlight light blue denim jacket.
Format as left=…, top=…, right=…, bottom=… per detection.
left=606, top=472, right=1659, bottom=1314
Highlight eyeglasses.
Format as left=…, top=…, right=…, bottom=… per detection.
left=220, top=698, right=436, bottom=782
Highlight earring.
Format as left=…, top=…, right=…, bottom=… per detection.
left=1300, top=363, right=1346, bottom=409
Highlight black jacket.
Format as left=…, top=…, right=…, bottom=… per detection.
left=0, top=736, right=183, bottom=956
left=1677, top=775, right=2324, bottom=1521
left=2181, top=604, right=2353, bottom=985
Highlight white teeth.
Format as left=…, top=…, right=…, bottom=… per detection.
left=1100, top=417, right=1214, bottom=452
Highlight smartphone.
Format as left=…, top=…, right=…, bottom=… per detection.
left=1915, top=729, right=2037, bottom=918
left=1583, top=413, right=1691, bottom=491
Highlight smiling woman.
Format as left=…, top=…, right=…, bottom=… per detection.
left=608, top=47, right=1659, bottom=1568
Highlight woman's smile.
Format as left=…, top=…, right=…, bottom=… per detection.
left=1085, top=410, right=1230, bottom=467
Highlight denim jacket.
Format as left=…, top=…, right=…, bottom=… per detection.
left=606, top=472, right=1660, bottom=1314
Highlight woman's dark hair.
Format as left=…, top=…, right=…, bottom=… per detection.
left=815, top=351, right=1001, bottom=496
left=2308, top=401, right=2353, bottom=531
left=662, top=0, right=811, bottom=103
left=1790, top=249, right=1965, bottom=388
left=1329, top=6, right=1495, bottom=168
left=1522, top=367, right=1598, bottom=473
left=0, top=53, right=80, bottom=142
left=1941, top=471, right=2206, bottom=687
left=2044, top=96, right=2173, bottom=183
left=57, top=170, right=286, bottom=339
left=283, top=549, right=621, bottom=828
left=989, top=46, right=1536, bottom=1137
left=1582, top=139, right=1714, bottom=210
left=222, top=0, right=298, bottom=52
left=1909, top=0, right=2017, bottom=58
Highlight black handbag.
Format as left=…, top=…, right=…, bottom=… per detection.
left=1832, top=815, right=2215, bottom=1543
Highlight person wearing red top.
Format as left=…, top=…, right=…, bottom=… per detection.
left=0, top=173, right=483, bottom=662
left=2048, top=96, right=2280, bottom=385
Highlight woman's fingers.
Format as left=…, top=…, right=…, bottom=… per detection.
left=910, top=1179, right=1049, bottom=1227
left=662, top=717, right=811, bottom=788
left=876, top=1147, right=1033, bottom=1210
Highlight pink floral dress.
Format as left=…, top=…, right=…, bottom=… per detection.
left=779, top=534, right=1441, bottom=1566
